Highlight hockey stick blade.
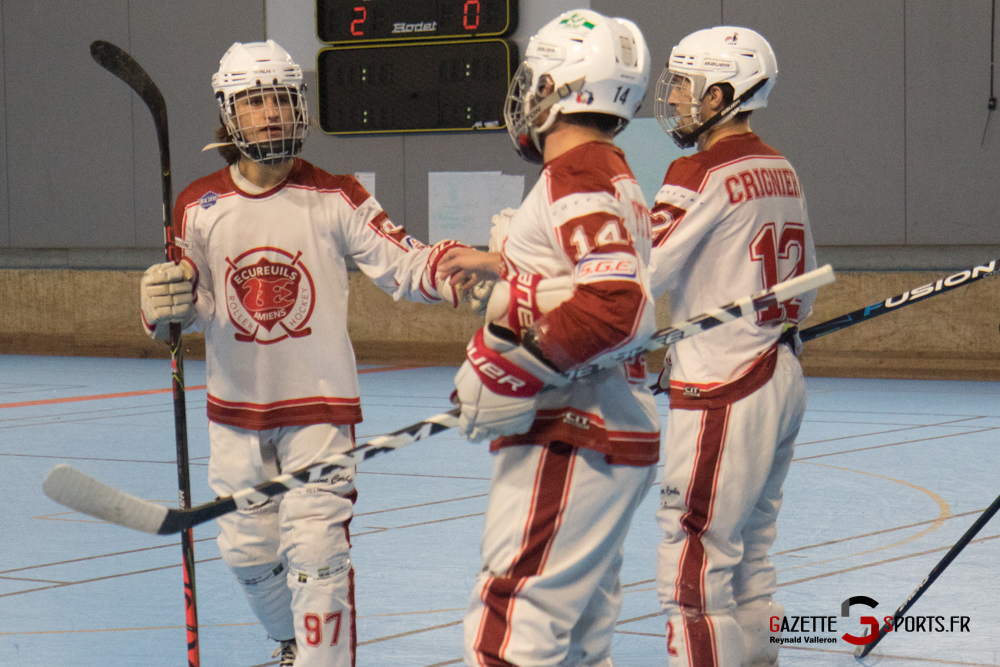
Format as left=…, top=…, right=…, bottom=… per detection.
left=563, top=264, right=835, bottom=380
left=90, top=41, right=168, bottom=146
left=801, top=259, right=998, bottom=343
left=44, top=464, right=170, bottom=535
left=43, top=408, right=462, bottom=535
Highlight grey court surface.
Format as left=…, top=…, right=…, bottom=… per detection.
left=1, top=355, right=998, bottom=667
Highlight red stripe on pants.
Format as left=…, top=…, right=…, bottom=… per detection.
left=348, top=565, right=357, bottom=666
left=475, top=442, right=576, bottom=666
left=677, top=406, right=729, bottom=667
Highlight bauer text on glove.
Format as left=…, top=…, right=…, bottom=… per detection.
left=453, top=325, right=569, bottom=443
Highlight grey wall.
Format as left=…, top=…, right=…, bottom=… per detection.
left=0, top=0, right=264, bottom=267
left=596, top=0, right=1000, bottom=267
left=0, top=0, right=997, bottom=269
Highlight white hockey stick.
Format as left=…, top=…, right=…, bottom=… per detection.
left=42, top=265, right=834, bottom=535
left=563, top=263, right=835, bottom=380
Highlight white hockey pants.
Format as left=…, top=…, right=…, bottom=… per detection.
left=465, top=442, right=655, bottom=667
left=657, top=347, right=805, bottom=667
left=209, top=422, right=357, bottom=667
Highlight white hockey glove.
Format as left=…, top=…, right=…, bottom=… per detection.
left=466, top=208, right=516, bottom=316
left=141, top=260, right=196, bottom=341
left=421, top=239, right=470, bottom=307
left=489, top=208, right=515, bottom=252
left=453, top=325, right=569, bottom=443
left=467, top=279, right=496, bottom=317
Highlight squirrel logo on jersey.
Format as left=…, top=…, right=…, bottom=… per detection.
left=225, top=248, right=315, bottom=344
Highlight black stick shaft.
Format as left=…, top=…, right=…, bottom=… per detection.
left=856, top=491, right=1000, bottom=658
left=800, top=260, right=998, bottom=343
left=90, top=40, right=199, bottom=667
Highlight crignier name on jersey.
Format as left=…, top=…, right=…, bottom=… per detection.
left=725, top=167, right=801, bottom=205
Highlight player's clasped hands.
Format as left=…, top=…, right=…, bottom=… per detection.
left=435, top=246, right=502, bottom=309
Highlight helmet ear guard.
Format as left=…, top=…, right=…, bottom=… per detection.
left=504, top=69, right=586, bottom=163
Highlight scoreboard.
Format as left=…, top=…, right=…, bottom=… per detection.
left=316, top=0, right=518, bottom=134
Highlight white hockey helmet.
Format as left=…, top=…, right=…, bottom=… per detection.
left=211, top=40, right=308, bottom=164
left=504, top=10, right=650, bottom=163
left=654, top=27, right=777, bottom=148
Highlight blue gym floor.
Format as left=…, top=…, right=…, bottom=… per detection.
left=1, top=355, right=998, bottom=667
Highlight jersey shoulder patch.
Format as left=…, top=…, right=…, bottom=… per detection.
left=176, top=167, right=233, bottom=212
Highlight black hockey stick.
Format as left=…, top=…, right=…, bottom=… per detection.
left=89, top=40, right=200, bottom=667
left=855, top=491, right=1000, bottom=658
left=42, top=265, right=834, bottom=535
left=800, top=260, right=998, bottom=343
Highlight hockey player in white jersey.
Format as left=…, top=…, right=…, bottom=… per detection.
left=138, top=40, right=462, bottom=667
left=445, top=10, right=659, bottom=666
left=648, top=28, right=817, bottom=667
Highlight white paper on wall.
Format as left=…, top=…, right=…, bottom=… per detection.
left=428, top=171, right=525, bottom=245
left=354, top=172, right=376, bottom=198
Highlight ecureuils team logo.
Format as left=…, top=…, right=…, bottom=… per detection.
left=225, top=247, right=315, bottom=344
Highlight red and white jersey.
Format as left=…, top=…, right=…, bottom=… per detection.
left=170, top=159, right=439, bottom=431
left=494, top=141, right=660, bottom=466
left=649, top=132, right=817, bottom=389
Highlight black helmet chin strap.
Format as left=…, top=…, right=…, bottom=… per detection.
left=671, top=78, right=769, bottom=148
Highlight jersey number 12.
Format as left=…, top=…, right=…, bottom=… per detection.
left=750, top=221, right=805, bottom=323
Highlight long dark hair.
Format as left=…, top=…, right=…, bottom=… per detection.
left=214, top=122, right=242, bottom=165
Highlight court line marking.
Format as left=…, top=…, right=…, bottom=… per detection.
left=775, top=646, right=999, bottom=667
left=792, top=428, right=999, bottom=461
left=795, top=417, right=987, bottom=446
left=773, top=507, right=988, bottom=556
left=0, top=607, right=469, bottom=636
left=0, top=365, right=425, bottom=410
left=3, top=511, right=486, bottom=597
left=778, top=533, right=1000, bottom=587
left=0, top=537, right=217, bottom=575
left=772, top=461, right=951, bottom=575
